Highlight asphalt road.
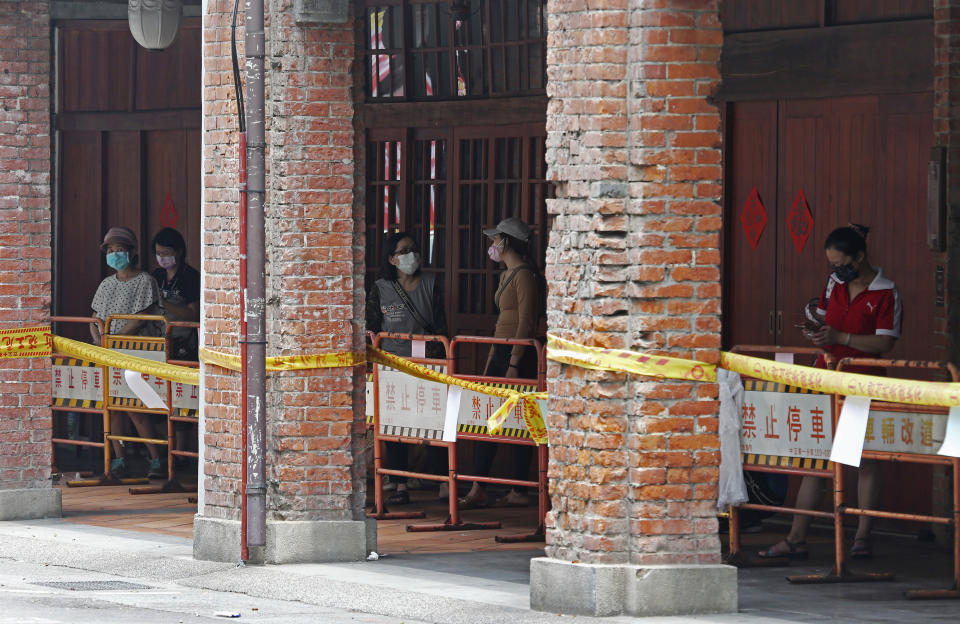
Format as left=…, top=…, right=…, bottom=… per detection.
left=0, top=557, right=427, bottom=624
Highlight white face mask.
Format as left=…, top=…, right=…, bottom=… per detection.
left=396, top=252, right=420, bottom=275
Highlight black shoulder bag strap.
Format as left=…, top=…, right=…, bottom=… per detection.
left=390, top=279, right=433, bottom=334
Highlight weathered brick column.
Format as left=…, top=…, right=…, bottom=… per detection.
left=0, top=0, right=60, bottom=521
left=531, top=0, right=735, bottom=616
left=194, top=0, right=369, bottom=563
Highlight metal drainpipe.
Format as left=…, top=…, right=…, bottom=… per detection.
left=243, top=0, right=268, bottom=551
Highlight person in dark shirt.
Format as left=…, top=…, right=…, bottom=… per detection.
left=151, top=227, right=201, bottom=361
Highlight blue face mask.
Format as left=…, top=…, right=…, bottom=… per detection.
left=106, top=251, right=130, bottom=271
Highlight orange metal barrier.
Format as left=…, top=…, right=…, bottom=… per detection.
left=67, top=314, right=169, bottom=488
left=788, top=358, right=960, bottom=599
left=367, top=333, right=468, bottom=524
left=50, top=316, right=110, bottom=481
left=434, top=335, right=548, bottom=542
left=129, top=320, right=200, bottom=495
left=724, top=345, right=834, bottom=566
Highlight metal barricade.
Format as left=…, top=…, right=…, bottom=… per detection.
left=789, top=358, right=960, bottom=598
left=69, top=314, right=168, bottom=488
left=725, top=345, right=834, bottom=566
left=129, top=320, right=201, bottom=495
left=368, top=332, right=462, bottom=523
left=50, top=316, right=109, bottom=482
left=438, top=335, right=548, bottom=542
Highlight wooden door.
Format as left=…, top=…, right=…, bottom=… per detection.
left=725, top=93, right=936, bottom=361
left=723, top=101, right=778, bottom=348
left=55, top=20, right=201, bottom=339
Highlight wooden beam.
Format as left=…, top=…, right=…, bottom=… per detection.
left=56, top=110, right=201, bottom=132
left=717, top=19, right=933, bottom=101
left=363, top=96, right=547, bottom=129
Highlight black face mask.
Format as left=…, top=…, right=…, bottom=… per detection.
left=832, top=263, right=859, bottom=283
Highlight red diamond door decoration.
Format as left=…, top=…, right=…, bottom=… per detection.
left=740, top=186, right=767, bottom=249
left=787, top=190, right=814, bottom=254
left=160, top=192, right=178, bottom=228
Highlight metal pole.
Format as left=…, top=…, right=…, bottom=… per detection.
left=243, top=0, right=267, bottom=550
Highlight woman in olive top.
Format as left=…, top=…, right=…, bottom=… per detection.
left=460, top=217, right=543, bottom=509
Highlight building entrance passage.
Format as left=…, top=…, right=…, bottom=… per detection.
left=724, top=92, right=937, bottom=362
left=54, top=19, right=202, bottom=340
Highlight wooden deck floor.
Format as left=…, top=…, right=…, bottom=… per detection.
left=57, top=483, right=545, bottom=554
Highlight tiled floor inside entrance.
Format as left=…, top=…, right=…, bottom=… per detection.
left=58, top=481, right=545, bottom=553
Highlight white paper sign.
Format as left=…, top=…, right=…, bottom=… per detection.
left=456, top=387, right=534, bottom=435
left=365, top=376, right=374, bottom=421
left=774, top=352, right=795, bottom=364
left=377, top=365, right=448, bottom=438
left=411, top=340, right=426, bottom=359
left=830, top=396, right=872, bottom=467
left=52, top=364, right=103, bottom=402
left=442, top=387, right=462, bottom=442
left=124, top=369, right=168, bottom=410
left=937, top=406, right=960, bottom=458
left=740, top=391, right=833, bottom=459
left=106, top=347, right=199, bottom=411
left=863, top=408, right=948, bottom=455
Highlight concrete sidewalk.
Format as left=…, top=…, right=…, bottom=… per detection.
left=0, top=518, right=957, bottom=623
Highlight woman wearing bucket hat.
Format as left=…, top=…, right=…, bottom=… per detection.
left=459, top=217, right=544, bottom=509
left=89, top=226, right=165, bottom=480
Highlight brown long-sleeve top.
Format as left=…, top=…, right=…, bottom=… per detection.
left=494, top=265, right=540, bottom=362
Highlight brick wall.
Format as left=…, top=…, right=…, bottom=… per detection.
left=932, top=0, right=960, bottom=544
left=0, top=1, right=53, bottom=490
left=543, top=0, right=723, bottom=565
left=935, top=0, right=960, bottom=363
left=200, top=0, right=365, bottom=522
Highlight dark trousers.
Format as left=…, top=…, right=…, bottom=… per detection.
left=386, top=442, right=447, bottom=485
left=473, top=344, right=538, bottom=489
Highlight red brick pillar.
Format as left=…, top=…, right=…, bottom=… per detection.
left=193, top=0, right=369, bottom=563
left=531, top=1, right=735, bottom=616
left=0, top=0, right=59, bottom=521
left=932, top=0, right=960, bottom=548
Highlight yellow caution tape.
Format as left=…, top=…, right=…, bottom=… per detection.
left=0, top=326, right=53, bottom=359
left=16, top=324, right=960, bottom=427
left=367, top=347, right=548, bottom=444
left=198, top=347, right=366, bottom=372
left=547, top=333, right=717, bottom=382
left=720, top=351, right=960, bottom=408
left=53, top=336, right=199, bottom=386
left=548, top=333, right=960, bottom=407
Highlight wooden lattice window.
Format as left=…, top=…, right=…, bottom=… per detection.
left=362, top=0, right=547, bottom=101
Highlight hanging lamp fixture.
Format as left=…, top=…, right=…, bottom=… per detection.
left=128, top=0, right=183, bottom=50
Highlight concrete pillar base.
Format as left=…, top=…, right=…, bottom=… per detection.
left=0, top=488, right=61, bottom=521
left=530, top=558, right=737, bottom=617
left=194, top=516, right=376, bottom=564
left=193, top=516, right=242, bottom=563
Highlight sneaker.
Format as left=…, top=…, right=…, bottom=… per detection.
left=109, top=457, right=127, bottom=479
left=147, top=457, right=166, bottom=479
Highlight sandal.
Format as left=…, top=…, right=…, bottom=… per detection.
left=850, top=538, right=873, bottom=560
left=757, top=538, right=809, bottom=560
left=493, top=493, right=529, bottom=508
left=387, top=490, right=410, bottom=505
left=457, top=494, right=490, bottom=510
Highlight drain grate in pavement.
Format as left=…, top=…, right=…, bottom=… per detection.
left=31, top=581, right=153, bottom=591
